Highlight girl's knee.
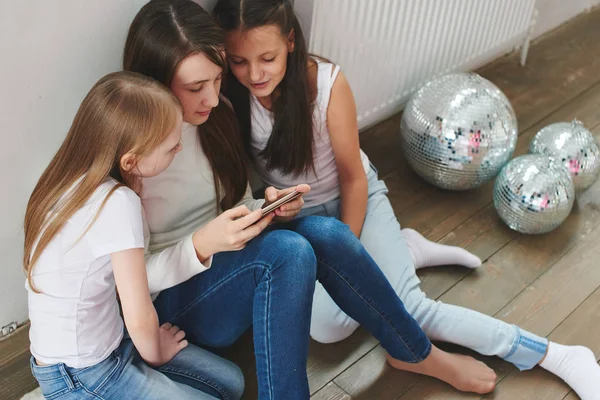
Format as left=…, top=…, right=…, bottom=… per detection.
left=221, top=363, right=245, bottom=400
left=296, top=216, right=359, bottom=250
left=300, top=215, right=347, bottom=235
left=310, top=319, right=359, bottom=344
left=260, top=230, right=317, bottom=279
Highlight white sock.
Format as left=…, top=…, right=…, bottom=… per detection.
left=401, top=228, right=482, bottom=269
left=540, top=342, right=600, bottom=400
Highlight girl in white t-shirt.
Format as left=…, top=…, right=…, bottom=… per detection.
left=23, top=71, right=243, bottom=400
left=215, top=0, right=600, bottom=398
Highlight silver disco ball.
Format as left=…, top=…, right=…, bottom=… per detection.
left=529, top=120, right=600, bottom=192
left=493, top=154, right=575, bottom=234
left=401, top=73, right=518, bottom=190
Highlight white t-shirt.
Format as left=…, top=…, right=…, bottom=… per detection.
left=27, top=180, right=145, bottom=368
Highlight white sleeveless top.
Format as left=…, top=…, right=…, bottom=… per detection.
left=249, top=60, right=370, bottom=208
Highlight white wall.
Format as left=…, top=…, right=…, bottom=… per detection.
left=0, top=0, right=214, bottom=328
left=534, top=0, right=600, bottom=37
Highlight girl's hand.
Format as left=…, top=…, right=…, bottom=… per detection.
left=146, top=323, right=188, bottom=367
left=264, top=184, right=311, bottom=222
left=192, top=205, right=275, bottom=260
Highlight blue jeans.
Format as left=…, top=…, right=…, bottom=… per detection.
left=300, top=165, right=548, bottom=371
left=153, top=218, right=430, bottom=400
left=30, top=338, right=244, bottom=399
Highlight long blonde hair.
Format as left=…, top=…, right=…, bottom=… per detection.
left=23, top=71, right=181, bottom=292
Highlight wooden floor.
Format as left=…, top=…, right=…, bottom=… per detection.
left=2, top=7, right=600, bottom=400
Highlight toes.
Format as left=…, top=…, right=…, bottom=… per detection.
left=475, top=379, right=496, bottom=394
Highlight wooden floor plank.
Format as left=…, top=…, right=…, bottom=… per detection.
left=0, top=324, right=36, bottom=400
left=310, top=382, right=352, bottom=400
left=0, top=357, right=38, bottom=400
left=0, top=323, right=30, bottom=367
left=332, top=345, right=417, bottom=399
left=307, top=330, right=379, bottom=395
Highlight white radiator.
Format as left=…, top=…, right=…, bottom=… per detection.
left=303, top=0, right=537, bottom=129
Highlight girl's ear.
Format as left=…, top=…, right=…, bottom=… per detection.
left=120, top=152, right=137, bottom=173
left=287, top=29, right=295, bottom=53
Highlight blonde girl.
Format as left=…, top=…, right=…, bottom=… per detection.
left=24, top=71, right=244, bottom=400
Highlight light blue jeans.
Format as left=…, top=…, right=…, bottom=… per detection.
left=30, top=338, right=244, bottom=399
left=299, top=165, right=548, bottom=371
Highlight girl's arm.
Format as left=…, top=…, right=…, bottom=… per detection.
left=112, top=248, right=187, bottom=367
left=145, top=204, right=275, bottom=296
left=327, top=70, right=368, bottom=237
left=144, top=234, right=213, bottom=295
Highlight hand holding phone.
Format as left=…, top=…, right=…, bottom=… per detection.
left=261, top=190, right=302, bottom=216
left=262, top=184, right=311, bottom=222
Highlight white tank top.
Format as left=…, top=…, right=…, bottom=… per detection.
left=249, top=59, right=370, bottom=208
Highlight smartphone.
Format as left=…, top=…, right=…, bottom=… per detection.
left=261, top=190, right=302, bottom=217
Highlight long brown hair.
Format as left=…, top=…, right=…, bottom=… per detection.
left=23, top=71, right=181, bottom=292
left=214, top=0, right=315, bottom=176
left=123, top=0, right=248, bottom=210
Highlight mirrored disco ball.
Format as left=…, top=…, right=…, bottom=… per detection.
left=494, top=154, right=575, bottom=234
left=529, top=120, right=600, bottom=192
left=401, top=73, right=518, bottom=190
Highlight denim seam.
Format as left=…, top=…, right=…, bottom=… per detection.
left=169, top=262, right=272, bottom=322
left=264, top=276, right=273, bottom=400
left=90, top=354, right=121, bottom=394
left=518, top=336, right=548, bottom=354
left=501, top=326, right=547, bottom=370
left=502, top=325, right=522, bottom=360
left=316, top=257, right=422, bottom=363
left=58, top=364, right=75, bottom=390
left=81, top=385, right=104, bottom=399
left=32, top=376, right=65, bottom=383
left=41, top=388, right=72, bottom=400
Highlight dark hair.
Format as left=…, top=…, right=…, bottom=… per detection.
left=123, top=0, right=248, bottom=210
left=214, top=0, right=315, bottom=176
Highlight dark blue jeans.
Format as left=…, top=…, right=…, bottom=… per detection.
left=153, top=216, right=430, bottom=400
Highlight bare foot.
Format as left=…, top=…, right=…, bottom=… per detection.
left=386, top=346, right=496, bottom=394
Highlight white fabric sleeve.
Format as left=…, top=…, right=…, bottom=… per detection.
left=143, top=226, right=212, bottom=295
left=87, top=187, right=145, bottom=257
